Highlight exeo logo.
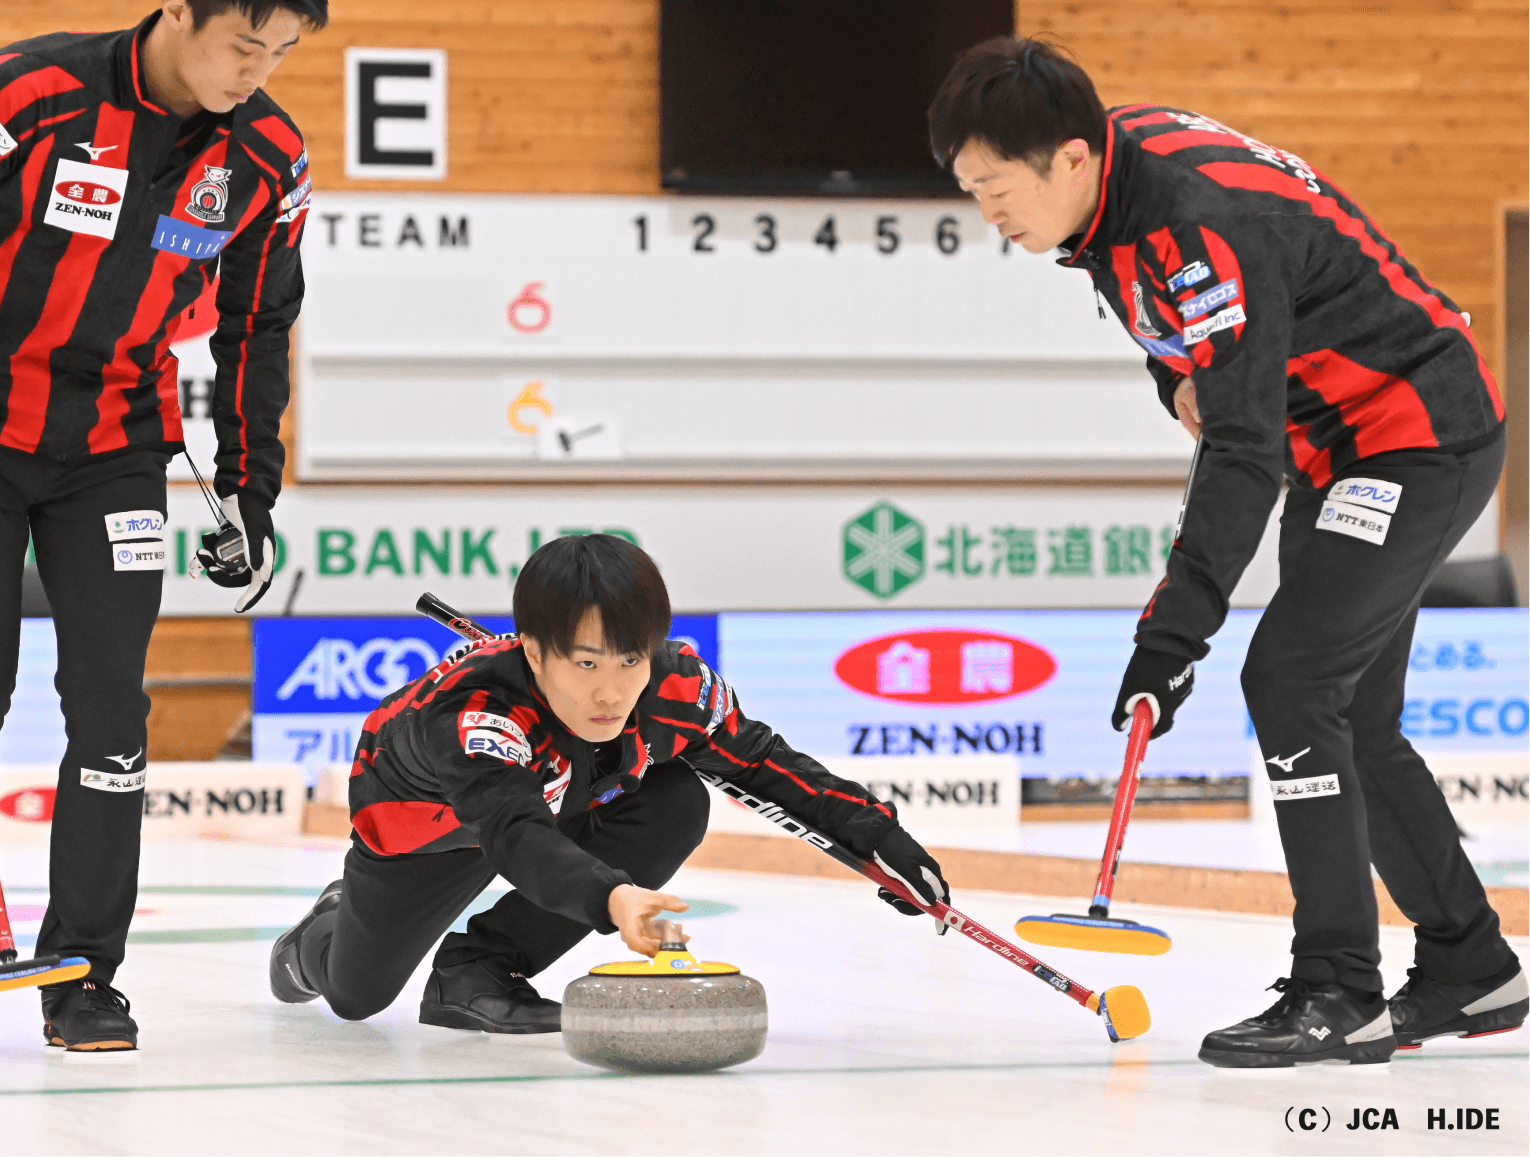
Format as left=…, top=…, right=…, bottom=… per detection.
left=0, top=787, right=56, bottom=822
left=55, top=180, right=122, bottom=206
left=834, top=629, right=1056, bottom=705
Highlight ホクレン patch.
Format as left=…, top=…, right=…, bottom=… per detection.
left=1326, top=476, right=1402, bottom=515
left=1317, top=476, right=1401, bottom=546
left=43, top=158, right=129, bottom=241
left=104, top=509, right=165, bottom=572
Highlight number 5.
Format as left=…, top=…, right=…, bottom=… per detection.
left=876, top=215, right=899, bottom=255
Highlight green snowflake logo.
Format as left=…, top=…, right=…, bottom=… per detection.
left=843, top=502, right=924, bottom=599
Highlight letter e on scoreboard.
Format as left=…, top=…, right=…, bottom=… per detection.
left=345, top=48, right=447, bottom=180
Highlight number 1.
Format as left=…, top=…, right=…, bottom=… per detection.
left=633, top=214, right=647, bottom=252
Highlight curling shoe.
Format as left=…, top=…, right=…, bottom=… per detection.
left=1198, top=977, right=1396, bottom=1068
left=42, top=979, right=137, bottom=1051
left=419, top=961, right=562, bottom=1034
left=269, top=879, right=343, bottom=1003
left=1390, top=960, right=1527, bottom=1050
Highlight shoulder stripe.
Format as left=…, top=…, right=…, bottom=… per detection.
left=0, top=63, right=85, bottom=123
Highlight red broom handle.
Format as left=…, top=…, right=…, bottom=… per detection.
left=1090, top=699, right=1154, bottom=914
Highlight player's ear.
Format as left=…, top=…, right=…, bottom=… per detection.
left=521, top=635, right=543, bottom=676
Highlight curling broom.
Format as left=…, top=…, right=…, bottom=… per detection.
left=0, top=877, right=89, bottom=992
left=1014, top=692, right=1172, bottom=955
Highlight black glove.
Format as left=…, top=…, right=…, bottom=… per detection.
left=873, top=826, right=950, bottom=926
left=1112, top=645, right=1195, bottom=739
left=192, top=493, right=275, bottom=613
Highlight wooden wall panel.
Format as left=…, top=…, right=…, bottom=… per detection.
left=1019, top=0, right=1528, bottom=378
left=5, top=1, right=1523, bottom=372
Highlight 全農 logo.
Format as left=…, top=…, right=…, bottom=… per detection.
left=0, top=787, right=55, bottom=822
left=834, top=629, right=1056, bottom=705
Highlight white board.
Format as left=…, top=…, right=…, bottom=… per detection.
left=296, top=193, right=1179, bottom=482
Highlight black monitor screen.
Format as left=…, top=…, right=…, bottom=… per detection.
left=659, top=0, right=1014, bottom=196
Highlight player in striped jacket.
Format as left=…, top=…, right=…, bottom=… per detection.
left=930, top=37, right=1522, bottom=1067
left=0, top=0, right=325, bottom=1051
left=270, top=535, right=950, bottom=1033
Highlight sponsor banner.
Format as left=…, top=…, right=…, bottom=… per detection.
left=43, top=158, right=128, bottom=240
left=251, top=614, right=719, bottom=770
left=0, top=764, right=303, bottom=842
left=1428, top=754, right=1529, bottom=827
left=703, top=755, right=1020, bottom=840
left=154, top=485, right=1500, bottom=616
left=718, top=607, right=1529, bottom=780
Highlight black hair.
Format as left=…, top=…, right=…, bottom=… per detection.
left=928, top=35, right=1106, bottom=175
left=187, top=0, right=330, bottom=32
left=513, top=534, right=671, bottom=659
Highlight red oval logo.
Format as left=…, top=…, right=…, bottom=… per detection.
left=55, top=180, right=121, bottom=206
left=0, top=787, right=55, bottom=823
left=834, top=629, right=1056, bottom=705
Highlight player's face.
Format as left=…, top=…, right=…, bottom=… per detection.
left=523, top=609, right=651, bottom=743
left=952, top=138, right=1099, bottom=254
left=161, top=1, right=303, bottom=114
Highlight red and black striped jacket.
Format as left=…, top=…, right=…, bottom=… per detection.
left=0, top=13, right=309, bottom=506
left=348, top=636, right=897, bottom=932
left=1059, top=105, right=1504, bottom=661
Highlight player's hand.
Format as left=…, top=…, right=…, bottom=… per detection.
left=1112, top=645, right=1195, bottom=739
left=873, top=827, right=950, bottom=933
left=607, top=884, right=689, bottom=958
left=1174, top=378, right=1201, bottom=440
left=192, top=493, right=275, bottom=612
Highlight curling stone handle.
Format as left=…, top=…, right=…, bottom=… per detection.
left=655, top=919, right=686, bottom=951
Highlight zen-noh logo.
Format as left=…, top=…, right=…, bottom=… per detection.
left=833, top=629, right=1057, bottom=705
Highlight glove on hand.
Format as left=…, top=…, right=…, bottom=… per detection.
left=193, top=493, right=275, bottom=613
left=873, top=826, right=950, bottom=930
left=1112, top=645, right=1195, bottom=739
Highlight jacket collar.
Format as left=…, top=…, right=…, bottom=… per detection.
left=1056, top=106, right=1162, bottom=271
left=119, top=11, right=237, bottom=129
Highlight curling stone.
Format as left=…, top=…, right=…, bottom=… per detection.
left=562, top=922, right=766, bottom=1074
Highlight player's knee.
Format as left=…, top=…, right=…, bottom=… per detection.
left=325, top=989, right=391, bottom=1022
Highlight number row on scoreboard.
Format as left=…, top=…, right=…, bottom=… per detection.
left=632, top=212, right=1015, bottom=257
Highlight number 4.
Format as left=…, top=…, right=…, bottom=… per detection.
left=814, top=216, right=838, bottom=254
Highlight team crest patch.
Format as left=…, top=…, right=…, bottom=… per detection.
left=186, top=164, right=233, bottom=224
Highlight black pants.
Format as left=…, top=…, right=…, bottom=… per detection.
left=0, top=450, right=168, bottom=983
left=301, top=761, right=710, bottom=1021
left=1242, top=431, right=1515, bottom=991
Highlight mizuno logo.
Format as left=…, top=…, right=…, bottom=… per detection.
left=1308, top=1026, right=1331, bottom=1040
left=75, top=143, right=118, bottom=161
left=1266, top=747, right=1312, bottom=774
left=105, top=748, right=142, bottom=771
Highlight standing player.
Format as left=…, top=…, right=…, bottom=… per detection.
left=0, top=0, right=324, bottom=1049
left=270, top=534, right=951, bottom=1029
left=928, top=37, right=1523, bottom=1066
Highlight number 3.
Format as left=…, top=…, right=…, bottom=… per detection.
left=754, top=214, right=777, bottom=254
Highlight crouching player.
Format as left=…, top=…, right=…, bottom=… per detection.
left=270, top=534, right=949, bottom=1030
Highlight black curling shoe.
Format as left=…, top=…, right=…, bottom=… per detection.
left=42, top=979, right=137, bottom=1051
left=419, top=961, right=562, bottom=1034
left=1198, top=977, right=1396, bottom=1068
left=269, top=879, right=343, bottom=1003
left=1390, top=962, right=1527, bottom=1050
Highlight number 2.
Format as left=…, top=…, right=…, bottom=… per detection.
left=691, top=213, right=716, bottom=253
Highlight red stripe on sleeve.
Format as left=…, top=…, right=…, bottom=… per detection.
left=1197, top=160, right=1501, bottom=417
left=248, top=114, right=304, bottom=162
left=1285, top=417, right=1334, bottom=489
left=0, top=64, right=85, bottom=123
left=1140, top=128, right=1242, bottom=156
left=763, top=758, right=819, bottom=796
left=823, top=788, right=868, bottom=806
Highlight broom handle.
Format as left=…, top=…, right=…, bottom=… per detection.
left=0, top=876, right=17, bottom=965
left=1089, top=699, right=1154, bottom=916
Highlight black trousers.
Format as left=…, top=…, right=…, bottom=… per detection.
left=302, top=761, right=711, bottom=1021
left=1242, top=430, right=1515, bottom=991
left=0, top=449, right=168, bottom=983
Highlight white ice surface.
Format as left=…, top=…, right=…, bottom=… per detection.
left=0, top=836, right=1523, bottom=1156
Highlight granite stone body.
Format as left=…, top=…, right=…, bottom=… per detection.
left=561, top=973, right=768, bottom=1074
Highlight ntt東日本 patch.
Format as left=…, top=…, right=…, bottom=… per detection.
left=43, top=158, right=130, bottom=240
left=105, top=509, right=166, bottom=572
left=1317, top=500, right=1391, bottom=546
